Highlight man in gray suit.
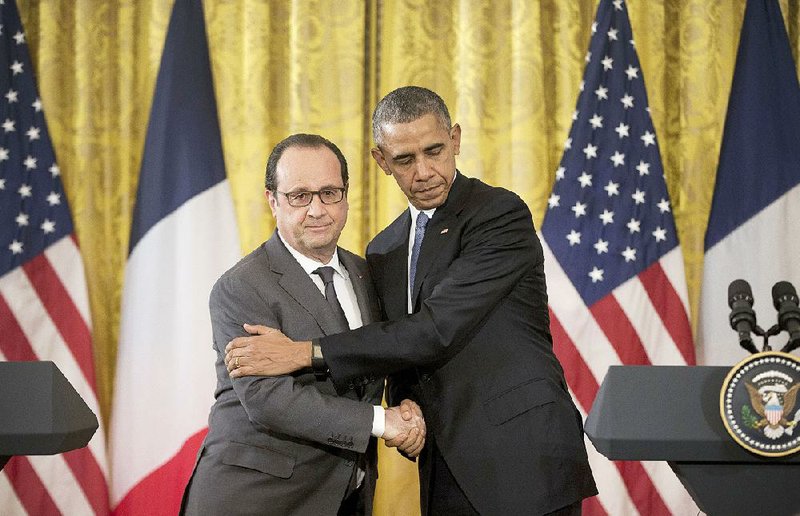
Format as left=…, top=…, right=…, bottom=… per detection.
left=181, top=133, right=425, bottom=516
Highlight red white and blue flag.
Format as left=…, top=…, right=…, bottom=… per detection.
left=0, top=0, right=110, bottom=514
left=697, top=0, right=800, bottom=365
left=541, top=0, right=696, bottom=514
left=109, top=0, right=240, bottom=513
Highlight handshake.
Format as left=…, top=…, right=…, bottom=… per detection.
left=223, top=324, right=426, bottom=456
left=383, top=399, right=426, bottom=457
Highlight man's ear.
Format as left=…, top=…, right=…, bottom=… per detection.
left=450, top=123, right=462, bottom=156
left=371, top=147, right=392, bottom=175
left=266, top=189, right=278, bottom=216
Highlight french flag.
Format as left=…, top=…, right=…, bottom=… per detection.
left=698, top=0, right=800, bottom=366
left=109, top=0, right=240, bottom=513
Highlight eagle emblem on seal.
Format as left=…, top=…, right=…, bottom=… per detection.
left=721, top=352, right=800, bottom=456
left=744, top=380, right=800, bottom=439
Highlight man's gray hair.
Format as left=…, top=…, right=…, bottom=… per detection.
left=372, top=86, right=452, bottom=147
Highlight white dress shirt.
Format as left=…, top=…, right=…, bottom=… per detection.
left=278, top=233, right=385, bottom=438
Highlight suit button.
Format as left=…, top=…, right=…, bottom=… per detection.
left=345, top=460, right=354, bottom=467
left=420, top=373, right=431, bottom=382
left=347, top=382, right=356, bottom=390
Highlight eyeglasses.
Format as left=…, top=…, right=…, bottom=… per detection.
left=276, top=187, right=346, bottom=207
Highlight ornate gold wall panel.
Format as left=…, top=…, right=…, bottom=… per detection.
left=16, top=1, right=800, bottom=514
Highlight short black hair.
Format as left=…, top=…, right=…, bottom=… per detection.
left=372, top=86, right=452, bottom=147
left=265, top=133, right=348, bottom=192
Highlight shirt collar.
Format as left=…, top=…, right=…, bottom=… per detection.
left=408, top=205, right=436, bottom=228
left=278, top=231, right=346, bottom=278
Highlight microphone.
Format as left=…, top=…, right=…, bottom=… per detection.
left=773, top=281, right=800, bottom=353
left=728, top=279, right=759, bottom=354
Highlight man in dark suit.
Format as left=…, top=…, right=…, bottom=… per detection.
left=181, top=133, right=425, bottom=516
left=226, top=89, right=597, bottom=515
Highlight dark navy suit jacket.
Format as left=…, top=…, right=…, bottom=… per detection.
left=321, top=174, right=597, bottom=515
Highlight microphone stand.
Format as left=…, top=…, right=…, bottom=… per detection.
left=754, top=324, right=781, bottom=352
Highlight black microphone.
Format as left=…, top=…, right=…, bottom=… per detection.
left=728, top=279, right=759, bottom=354
left=773, top=281, right=800, bottom=353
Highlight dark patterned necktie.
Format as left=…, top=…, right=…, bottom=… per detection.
left=409, top=212, right=430, bottom=293
left=313, top=266, right=349, bottom=331
left=313, top=269, right=364, bottom=492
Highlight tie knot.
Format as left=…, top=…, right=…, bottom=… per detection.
left=416, top=212, right=430, bottom=231
left=313, top=266, right=336, bottom=285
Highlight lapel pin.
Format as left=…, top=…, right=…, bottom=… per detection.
left=440, top=228, right=449, bottom=234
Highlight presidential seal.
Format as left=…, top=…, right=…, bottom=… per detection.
left=720, top=351, right=800, bottom=457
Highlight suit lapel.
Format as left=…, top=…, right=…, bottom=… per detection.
left=381, top=213, right=412, bottom=320
left=264, top=233, right=343, bottom=336
left=339, top=251, right=374, bottom=325
left=411, top=173, right=470, bottom=307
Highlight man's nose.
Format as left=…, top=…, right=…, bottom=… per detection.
left=414, top=157, right=435, bottom=179
left=306, top=194, right=326, bottom=216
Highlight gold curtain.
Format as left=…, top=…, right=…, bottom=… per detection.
left=16, top=1, right=800, bottom=514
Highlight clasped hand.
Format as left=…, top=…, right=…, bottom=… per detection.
left=225, top=324, right=308, bottom=377
left=384, top=399, right=426, bottom=457
left=225, top=325, right=427, bottom=456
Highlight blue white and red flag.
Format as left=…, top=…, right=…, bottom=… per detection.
left=698, top=0, right=800, bottom=365
left=110, top=0, right=240, bottom=513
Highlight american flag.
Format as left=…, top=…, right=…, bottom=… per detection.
left=0, top=1, right=110, bottom=514
left=541, top=1, right=696, bottom=514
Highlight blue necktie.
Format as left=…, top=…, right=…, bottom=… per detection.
left=409, top=212, right=430, bottom=294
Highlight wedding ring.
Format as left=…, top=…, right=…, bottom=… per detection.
left=235, top=357, right=240, bottom=368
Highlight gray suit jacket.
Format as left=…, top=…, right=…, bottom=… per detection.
left=182, top=232, right=383, bottom=516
